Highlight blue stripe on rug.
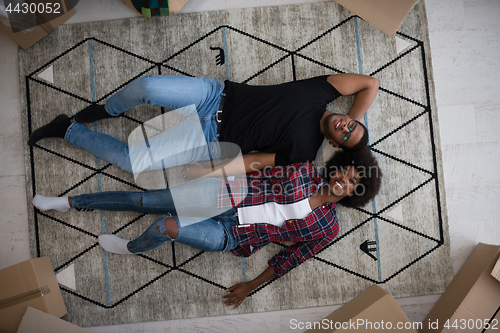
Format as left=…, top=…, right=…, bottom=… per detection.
left=355, top=17, right=382, bottom=283
left=222, top=27, right=247, bottom=282
left=89, top=39, right=112, bottom=306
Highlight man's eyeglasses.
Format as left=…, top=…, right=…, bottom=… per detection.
left=340, top=120, right=358, bottom=145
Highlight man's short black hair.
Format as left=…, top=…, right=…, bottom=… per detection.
left=324, top=147, right=382, bottom=208
left=343, top=120, right=369, bottom=152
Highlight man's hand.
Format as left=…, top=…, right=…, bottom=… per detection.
left=222, top=282, right=254, bottom=308
left=182, top=162, right=209, bottom=181
left=327, top=74, right=380, bottom=121
left=182, top=152, right=276, bottom=182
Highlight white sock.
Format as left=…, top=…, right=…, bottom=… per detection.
left=98, top=235, right=132, bottom=254
left=32, top=194, right=70, bottom=212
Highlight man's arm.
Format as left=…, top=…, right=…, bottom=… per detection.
left=183, top=152, right=276, bottom=180
left=241, top=152, right=276, bottom=173
left=327, top=73, right=380, bottom=121
left=222, top=265, right=276, bottom=308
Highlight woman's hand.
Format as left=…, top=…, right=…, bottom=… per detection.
left=222, top=266, right=276, bottom=309
left=222, top=282, right=254, bottom=308
left=182, top=162, right=208, bottom=181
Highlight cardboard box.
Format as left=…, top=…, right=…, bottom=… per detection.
left=121, top=0, right=188, bottom=16
left=492, top=257, right=500, bottom=282
left=420, top=243, right=500, bottom=333
left=16, top=307, right=90, bottom=333
left=333, top=0, right=419, bottom=36
left=0, top=1, right=76, bottom=49
left=305, top=284, right=419, bottom=332
left=0, top=257, right=67, bottom=333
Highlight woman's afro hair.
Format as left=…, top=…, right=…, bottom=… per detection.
left=324, top=147, right=382, bottom=208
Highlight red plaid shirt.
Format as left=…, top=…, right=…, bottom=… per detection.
left=222, top=163, right=339, bottom=277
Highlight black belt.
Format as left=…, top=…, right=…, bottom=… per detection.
left=222, top=232, right=228, bottom=250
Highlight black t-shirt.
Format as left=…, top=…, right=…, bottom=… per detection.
left=219, top=75, right=341, bottom=166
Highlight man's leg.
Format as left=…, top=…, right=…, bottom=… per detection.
left=27, top=116, right=134, bottom=171
left=27, top=114, right=71, bottom=146
left=30, top=76, right=224, bottom=172
left=65, top=123, right=134, bottom=172
left=30, top=115, right=220, bottom=173
left=76, top=75, right=224, bottom=122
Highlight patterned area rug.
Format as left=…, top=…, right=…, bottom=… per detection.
left=19, top=1, right=452, bottom=327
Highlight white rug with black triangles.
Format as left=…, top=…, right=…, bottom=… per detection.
left=19, top=1, right=452, bottom=327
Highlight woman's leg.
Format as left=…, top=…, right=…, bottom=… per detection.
left=32, top=190, right=168, bottom=214
left=70, top=189, right=176, bottom=214
left=45, top=178, right=228, bottom=218
left=104, top=214, right=239, bottom=254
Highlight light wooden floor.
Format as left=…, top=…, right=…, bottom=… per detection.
left=1, top=0, right=499, bottom=332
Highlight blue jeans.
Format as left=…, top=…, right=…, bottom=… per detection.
left=71, top=178, right=239, bottom=253
left=65, top=75, right=225, bottom=173
left=127, top=213, right=239, bottom=253
left=71, top=178, right=229, bottom=216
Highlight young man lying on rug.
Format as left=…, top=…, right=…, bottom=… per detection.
left=28, top=73, right=380, bottom=175
left=32, top=148, right=382, bottom=308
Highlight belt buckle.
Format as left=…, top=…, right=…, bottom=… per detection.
left=216, top=110, right=222, bottom=123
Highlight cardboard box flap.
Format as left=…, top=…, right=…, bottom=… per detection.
left=333, top=0, right=419, bottom=36
left=0, top=257, right=67, bottom=333
left=492, top=257, right=500, bottom=282
left=17, top=307, right=92, bottom=333
left=421, top=243, right=500, bottom=333
left=351, top=292, right=414, bottom=329
left=331, top=284, right=389, bottom=322
left=432, top=243, right=500, bottom=320
left=169, top=0, right=188, bottom=13
left=0, top=260, right=40, bottom=301
left=1, top=0, right=76, bottom=33
left=30, top=257, right=67, bottom=317
left=306, top=285, right=417, bottom=332
left=461, top=268, right=500, bottom=316
left=0, top=2, right=75, bottom=49
left=0, top=286, right=50, bottom=310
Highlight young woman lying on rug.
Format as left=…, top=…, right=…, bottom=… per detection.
left=32, top=148, right=381, bottom=308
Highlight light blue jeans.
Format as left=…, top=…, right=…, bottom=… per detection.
left=71, top=178, right=239, bottom=253
left=65, top=75, right=225, bottom=173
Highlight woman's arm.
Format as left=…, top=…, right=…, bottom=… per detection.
left=222, top=265, right=276, bottom=308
